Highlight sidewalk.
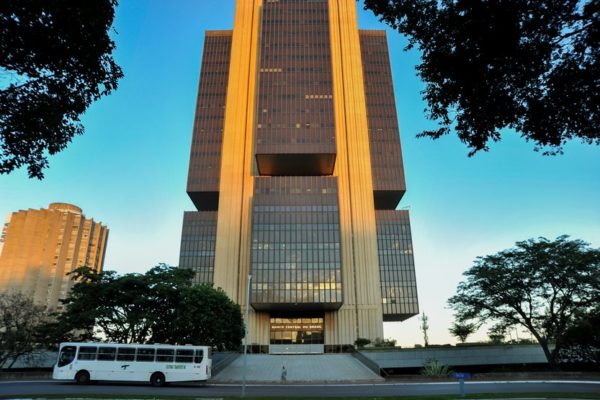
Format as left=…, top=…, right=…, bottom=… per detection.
left=385, top=371, right=600, bottom=383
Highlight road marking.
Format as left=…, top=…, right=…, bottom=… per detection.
left=208, top=380, right=600, bottom=387
left=2, top=380, right=599, bottom=386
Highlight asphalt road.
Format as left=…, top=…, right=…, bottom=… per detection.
left=1, top=380, right=600, bottom=398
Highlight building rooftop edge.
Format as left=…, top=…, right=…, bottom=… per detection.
left=206, top=30, right=233, bottom=36
left=359, top=29, right=386, bottom=36
left=48, top=203, right=82, bottom=214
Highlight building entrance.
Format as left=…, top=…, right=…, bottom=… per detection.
left=269, top=317, right=324, bottom=354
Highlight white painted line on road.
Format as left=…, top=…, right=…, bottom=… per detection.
left=463, top=380, right=600, bottom=385
left=209, top=380, right=600, bottom=387
left=2, top=379, right=599, bottom=386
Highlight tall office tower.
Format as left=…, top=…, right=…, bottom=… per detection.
left=180, top=0, right=418, bottom=353
left=0, top=203, right=108, bottom=311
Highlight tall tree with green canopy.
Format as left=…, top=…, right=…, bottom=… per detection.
left=362, top=0, right=599, bottom=155
left=0, top=0, right=123, bottom=179
left=42, top=265, right=244, bottom=350
left=161, top=285, right=244, bottom=351
left=448, top=236, right=600, bottom=368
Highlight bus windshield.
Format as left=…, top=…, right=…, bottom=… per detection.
left=57, top=346, right=76, bottom=367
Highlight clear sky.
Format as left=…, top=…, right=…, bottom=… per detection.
left=1, top=1, right=599, bottom=347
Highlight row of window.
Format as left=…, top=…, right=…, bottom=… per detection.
left=255, top=187, right=336, bottom=195
left=257, top=122, right=334, bottom=129
left=181, top=227, right=217, bottom=234
left=257, top=94, right=332, bottom=102
left=254, top=205, right=338, bottom=212
left=270, top=331, right=324, bottom=345
left=253, top=228, right=339, bottom=239
left=199, top=70, right=229, bottom=75
left=261, top=54, right=331, bottom=61
left=379, top=248, right=413, bottom=255
left=251, top=242, right=340, bottom=250
left=258, top=108, right=332, bottom=114
left=251, top=269, right=340, bottom=283
left=263, top=42, right=331, bottom=48
left=377, top=227, right=412, bottom=236
left=380, top=267, right=417, bottom=279
left=252, top=289, right=342, bottom=304
left=252, top=244, right=340, bottom=256
left=179, top=250, right=215, bottom=257
left=381, top=285, right=418, bottom=305
left=180, top=240, right=215, bottom=250
left=252, top=262, right=341, bottom=271
left=252, top=242, right=340, bottom=252
left=256, top=138, right=336, bottom=145
left=254, top=282, right=340, bottom=290
left=76, top=347, right=204, bottom=364
left=253, top=223, right=340, bottom=231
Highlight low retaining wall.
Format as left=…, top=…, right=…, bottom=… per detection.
left=1, top=351, right=56, bottom=369
left=361, top=344, right=549, bottom=369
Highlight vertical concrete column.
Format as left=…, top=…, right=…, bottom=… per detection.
left=328, top=0, right=384, bottom=343
left=213, top=0, right=263, bottom=340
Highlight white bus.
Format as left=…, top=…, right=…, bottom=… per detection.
left=53, top=342, right=212, bottom=386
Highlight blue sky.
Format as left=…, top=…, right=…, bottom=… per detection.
left=1, top=1, right=599, bottom=346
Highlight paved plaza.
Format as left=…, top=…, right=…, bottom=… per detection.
left=212, top=354, right=383, bottom=383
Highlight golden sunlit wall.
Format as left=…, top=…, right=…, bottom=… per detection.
left=0, top=203, right=108, bottom=311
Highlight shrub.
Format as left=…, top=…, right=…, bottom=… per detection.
left=372, top=337, right=397, bottom=347
left=354, top=337, right=371, bottom=348
left=421, top=359, right=452, bottom=377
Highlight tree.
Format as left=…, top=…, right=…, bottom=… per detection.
left=362, top=0, right=600, bottom=155
left=559, top=307, right=600, bottom=365
left=487, top=325, right=506, bottom=344
left=43, top=265, right=244, bottom=350
left=0, top=293, right=48, bottom=368
left=419, top=312, right=429, bottom=346
left=449, top=321, right=476, bottom=344
left=0, top=0, right=123, bottom=179
left=163, top=285, right=244, bottom=350
left=448, top=236, right=600, bottom=368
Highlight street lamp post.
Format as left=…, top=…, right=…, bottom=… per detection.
left=242, top=274, right=252, bottom=397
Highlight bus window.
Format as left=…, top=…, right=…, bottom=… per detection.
left=156, top=349, right=174, bottom=362
left=136, top=348, right=155, bottom=362
left=98, top=347, right=116, bottom=361
left=194, top=349, right=203, bottom=364
left=116, top=347, right=135, bottom=361
left=58, top=346, right=76, bottom=367
left=78, top=346, right=97, bottom=361
left=176, top=349, right=194, bottom=363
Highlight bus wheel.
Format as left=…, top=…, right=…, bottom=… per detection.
left=150, top=372, right=166, bottom=387
left=75, top=370, right=90, bottom=385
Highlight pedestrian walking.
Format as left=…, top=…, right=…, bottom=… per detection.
left=281, top=365, right=287, bottom=382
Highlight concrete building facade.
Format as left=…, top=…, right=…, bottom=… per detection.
left=0, top=203, right=108, bottom=311
left=180, top=0, right=418, bottom=353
